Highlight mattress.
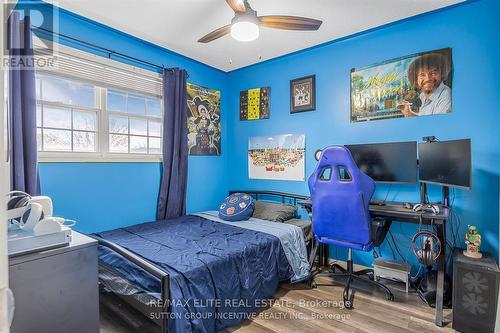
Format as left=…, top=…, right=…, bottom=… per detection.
left=95, top=214, right=294, bottom=333
left=284, top=218, right=313, bottom=244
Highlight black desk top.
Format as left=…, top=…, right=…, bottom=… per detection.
left=298, top=199, right=449, bottom=224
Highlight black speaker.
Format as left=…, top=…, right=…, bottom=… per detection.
left=452, top=248, right=499, bottom=333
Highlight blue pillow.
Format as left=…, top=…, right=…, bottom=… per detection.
left=218, top=193, right=254, bottom=221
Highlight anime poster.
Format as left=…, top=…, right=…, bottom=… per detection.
left=351, top=48, right=452, bottom=122
left=187, top=83, right=221, bottom=155
left=240, top=87, right=270, bottom=120
left=248, top=134, right=305, bottom=181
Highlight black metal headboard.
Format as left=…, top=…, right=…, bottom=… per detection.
left=228, top=190, right=309, bottom=206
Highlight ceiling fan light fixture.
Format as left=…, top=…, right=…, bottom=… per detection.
left=230, top=12, right=259, bottom=42
left=231, top=21, right=259, bottom=42
left=197, top=1, right=322, bottom=44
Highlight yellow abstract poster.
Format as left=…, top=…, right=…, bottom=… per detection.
left=247, top=88, right=261, bottom=120
left=239, top=87, right=270, bottom=120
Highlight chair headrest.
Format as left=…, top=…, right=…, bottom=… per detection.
left=316, top=145, right=359, bottom=173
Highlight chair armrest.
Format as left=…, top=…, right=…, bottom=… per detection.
left=372, top=218, right=390, bottom=247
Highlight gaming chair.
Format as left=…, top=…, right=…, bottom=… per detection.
left=308, top=145, right=393, bottom=308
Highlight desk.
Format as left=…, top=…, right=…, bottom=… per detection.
left=299, top=199, right=450, bottom=327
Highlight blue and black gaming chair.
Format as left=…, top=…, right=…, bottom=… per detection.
left=308, top=145, right=393, bottom=308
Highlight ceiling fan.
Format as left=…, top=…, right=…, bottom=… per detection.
left=198, top=0, right=323, bottom=43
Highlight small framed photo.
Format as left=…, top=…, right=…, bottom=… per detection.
left=290, top=75, right=316, bottom=113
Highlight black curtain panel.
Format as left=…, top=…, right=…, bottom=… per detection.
left=156, top=68, right=189, bottom=220
left=8, top=12, right=40, bottom=195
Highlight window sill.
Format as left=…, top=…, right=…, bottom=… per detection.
left=38, top=152, right=162, bottom=163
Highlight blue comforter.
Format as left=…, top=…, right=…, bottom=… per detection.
left=95, top=215, right=292, bottom=333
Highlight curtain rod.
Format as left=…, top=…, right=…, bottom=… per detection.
left=33, top=26, right=172, bottom=73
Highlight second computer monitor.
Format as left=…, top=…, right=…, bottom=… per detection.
left=418, top=139, right=471, bottom=189
left=346, top=141, right=418, bottom=183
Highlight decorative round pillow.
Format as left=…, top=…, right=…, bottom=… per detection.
left=218, top=193, right=254, bottom=221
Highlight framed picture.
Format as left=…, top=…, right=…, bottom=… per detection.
left=350, top=48, right=452, bottom=122
left=239, top=87, right=270, bottom=120
left=290, top=75, right=316, bottom=113
left=186, top=83, right=221, bottom=155
left=248, top=134, right=305, bottom=181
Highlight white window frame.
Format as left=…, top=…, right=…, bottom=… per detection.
left=34, top=42, right=164, bottom=163
left=37, top=76, right=163, bottom=163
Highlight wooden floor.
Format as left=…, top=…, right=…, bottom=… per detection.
left=100, top=275, right=455, bottom=333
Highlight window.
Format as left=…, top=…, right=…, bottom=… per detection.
left=36, top=74, right=163, bottom=160
left=36, top=75, right=99, bottom=153
left=107, top=89, right=162, bottom=154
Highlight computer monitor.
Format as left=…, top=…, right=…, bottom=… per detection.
left=346, top=141, right=417, bottom=184
left=418, top=139, right=471, bottom=189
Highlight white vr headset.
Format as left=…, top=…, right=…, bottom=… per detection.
left=7, top=191, right=75, bottom=235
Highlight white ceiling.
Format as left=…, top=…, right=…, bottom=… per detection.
left=49, top=0, right=464, bottom=72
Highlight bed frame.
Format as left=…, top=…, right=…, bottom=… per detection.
left=228, top=190, right=309, bottom=206
left=91, top=235, right=170, bottom=331
left=93, top=190, right=310, bottom=333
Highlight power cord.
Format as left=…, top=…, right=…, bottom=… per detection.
left=382, top=184, right=392, bottom=204
left=388, top=230, right=406, bottom=261
left=385, top=237, right=397, bottom=260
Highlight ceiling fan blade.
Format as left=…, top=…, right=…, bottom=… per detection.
left=259, top=15, right=322, bottom=31
left=225, top=0, right=246, bottom=12
left=198, top=25, right=231, bottom=43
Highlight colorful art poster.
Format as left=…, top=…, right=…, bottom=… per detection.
left=248, top=134, right=305, bottom=181
left=240, top=87, right=270, bottom=120
left=187, top=83, right=221, bottom=155
left=351, top=48, right=452, bottom=122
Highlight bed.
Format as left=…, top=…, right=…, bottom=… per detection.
left=93, top=191, right=312, bottom=333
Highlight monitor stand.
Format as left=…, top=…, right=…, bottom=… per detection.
left=419, top=182, right=450, bottom=207
left=442, top=186, right=450, bottom=207
left=420, top=183, right=428, bottom=204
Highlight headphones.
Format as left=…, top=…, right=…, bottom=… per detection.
left=7, top=191, right=32, bottom=211
left=21, top=202, right=45, bottom=230
left=7, top=191, right=37, bottom=225
left=411, top=230, right=441, bottom=267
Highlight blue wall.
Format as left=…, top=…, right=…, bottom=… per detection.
left=226, top=0, right=500, bottom=267
left=26, top=2, right=230, bottom=233
left=28, top=0, right=500, bottom=271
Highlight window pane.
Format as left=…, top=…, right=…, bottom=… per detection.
left=41, top=75, right=95, bottom=108
left=36, top=105, right=41, bottom=127
left=43, top=107, right=71, bottom=129
left=130, top=118, right=147, bottom=136
left=43, top=129, right=71, bottom=151
left=149, top=137, right=161, bottom=154
left=130, top=136, right=147, bottom=154
left=73, top=86, right=95, bottom=108
left=127, top=94, right=146, bottom=115
left=107, top=90, right=126, bottom=112
left=146, top=98, right=161, bottom=117
left=109, top=115, right=128, bottom=134
left=37, top=128, right=42, bottom=151
left=73, top=111, right=96, bottom=131
left=110, top=134, right=128, bottom=153
left=73, top=131, right=95, bottom=152
left=148, top=120, right=161, bottom=137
